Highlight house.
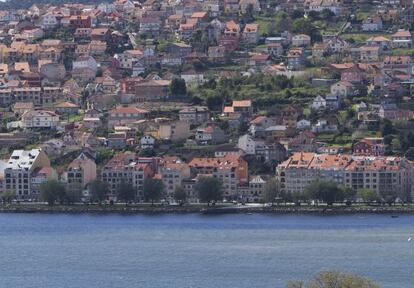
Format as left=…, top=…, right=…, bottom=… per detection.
left=379, top=103, right=413, bottom=122
left=108, top=106, right=149, bottom=128
left=238, top=134, right=287, bottom=163
left=72, top=67, right=96, bottom=84
left=267, top=43, right=284, bottom=58
left=69, top=15, right=92, bottom=29
left=140, top=135, right=156, bottom=149
left=326, top=94, right=340, bottom=110
left=223, top=100, right=253, bottom=118
left=181, top=71, right=204, bottom=86
left=139, top=17, right=162, bottom=35
left=287, top=47, right=305, bottom=70
left=83, top=117, right=102, bottom=130
left=208, top=46, right=226, bottom=62
left=195, top=124, right=227, bottom=145
left=158, top=120, right=190, bottom=142
left=239, top=0, right=261, bottom=13
left=353, top=138, right=385, bottom=156
left=178, top=21, right=197, bottom=40
left=107, top=133, right=128, bottom=149
left=312, top=118, right=338, bottom=134
left=383, top=55, right=412, bottom=75
left=366, top=36, right=391, bottom=50
left=296, top=119, right=311, bottom=130
left=72, top=56, right=98, bottom=72
left=312, top=42, right=329, bottom=58
left=243, top=23, right=258, bottom=45
left=239, top=175, right=266, bottom=203
left=115, top=49, right=144, bottom=69
left=288, top=131, right=319, bottom=152
left=249, top=54, right=271, bottom=67
left=341, top=65, right=364, bottom=83
left=249, top=116, right=276, bottom=137
left=54, top=101, right=80, bottom=114
left=359, top=46, right=380, bottom=62
left=179, top=106, right=210, bottom=124
left=306, top=0, right=342, bottom=15
left=330, top=81, right=355, bottom=98
left=168, top=43, right=192, bottom=58
left=292, top=34, right=311, bottom=47
left=21, top=110, right=60, bottom=129
left=91, top=28, right=110, bottom=41
left=22, top=28, right=44, bottom=42
left=311, top=95, right=327, bottom=110
left=41, top=13, right=59, bottom=29
left=224, top=20, right=240, bottom=38
left=224, top=0, right=239, bottom=13
left=207, top=19, right=224, bottom=41
left=392, top=29, right=412, bottom=48
left=362, top=16, right=383, bottom=32
left=122, top=79, right=171, bottom=102
left=13, top=102, right=34, bottom=116
left=218, top=35, right=240, bottom=51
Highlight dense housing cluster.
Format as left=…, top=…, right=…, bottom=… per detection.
left=1, top=0, right=414, bottom=204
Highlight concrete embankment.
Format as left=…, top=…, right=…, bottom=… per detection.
left=1, top=205, right=414, bottom=215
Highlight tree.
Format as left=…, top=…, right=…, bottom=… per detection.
left=65, top=187, right=82, bottom=204
left=40, top=179, right=66, bottom=206
left=357, top=188, right=378, bottom=205
left=138, top=148, right=156, bottom=157
left=194, top=176, right=223, bottom=206
left=305, top=181, right=344, bottom=206
left=170, top=78, right=187, bottom=97
left=263, top=177, right=281, bottom=205
left=321, top=8, right=335, bottom=20
left=287, top=271, right=379, bottom=288
left=292, top=18, right=318, bottom=40
left=116, top=181, right=136, bottom=205
left=1, top=190, right=15, bottom=204
left=343, top=187, right=357, bottom=206
left=173, top=186, right=187, bottom=205
left=241, top=4, right=255, bottom=23
left=143, top=178, right=164, bottom=205
left=381, top=119, right=394, bottom=136
left=89, top=180, right=109, bottom=204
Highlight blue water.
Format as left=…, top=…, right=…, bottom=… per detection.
left=0, top=213, right=413, bottom=288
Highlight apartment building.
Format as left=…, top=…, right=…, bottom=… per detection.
left=189, top=155, right=248, bottom=199
left=159, top=157, right=191, bottom=201
left=277, top=152, right=414, bottom=201
left=4, top=149, right=51, bottom=199
left=101, top=153, right=154, bottom=200
left=66, top=152, right=97, bottom=194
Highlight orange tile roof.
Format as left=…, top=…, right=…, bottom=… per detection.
left=232, top=100, right=251, bottom=107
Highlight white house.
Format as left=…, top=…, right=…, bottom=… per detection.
left=362, top=17, right=383, bottom=32
left=292, top=34, right=311, bottom=47
left=238, top=134, right=256, bottom=155
left=140, top=135, right=155, bottom=149
left=21, top=110, right=60, bottom=128
left=330, top=81, right=354, bottom=98
left=312, top=119, right=338, bottom=134
left=115, top=50, right=144, bottom=69
left=311, top=95, right=327, bottom=110
left=296, top=119, right=311, bottom=130
left=41, top=13, right=59, bottom=29
left=73, top=56, right=98, bottom=72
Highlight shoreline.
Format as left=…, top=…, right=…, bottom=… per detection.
left=1, top=205, right=414, bottom=215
